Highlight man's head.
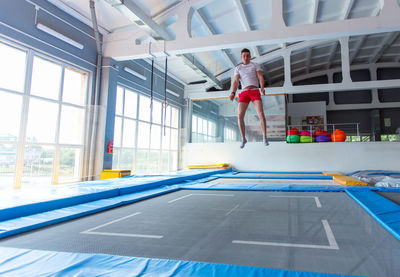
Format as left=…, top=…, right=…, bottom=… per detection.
left=241, top=48, right=251, bottom=64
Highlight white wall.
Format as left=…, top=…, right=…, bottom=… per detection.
left=288, top=102, right=327, bottom=127
left=182, top=141, right=400, bottom=172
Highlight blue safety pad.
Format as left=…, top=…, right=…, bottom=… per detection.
left=0, top=247, right=356, bottom=277
left=0, top=185, right=120, bottom=222
left=375, top=187, right=400, bottom=192
left=180, top=182, right=365, bottom=192
left=212, top=174, right=333, bottom=180
left=239, top=171, right=323, bottom=174
left=346, top=189, right=400, bottom=241
left=0, top=168, right=231, bottom=222
left=0, top=185, right=180, bottom=239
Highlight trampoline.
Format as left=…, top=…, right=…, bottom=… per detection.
left=1, top=170, right=400, bottom=276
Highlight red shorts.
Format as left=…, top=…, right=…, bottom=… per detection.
left=239, top=89, right=262, bottom=103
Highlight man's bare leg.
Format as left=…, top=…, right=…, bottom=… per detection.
left=238, top=102, right=249, bottom=148
left=253, top=100, right=269, bottom=146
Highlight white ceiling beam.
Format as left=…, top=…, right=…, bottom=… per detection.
left=104, top=0, right=222, bottom=89
left=187, top=79, right=400, bottom=100
left=310, top=0, right=320, bottom=24
left=103, top=0, right=172, bottom=40
left=341, top=0, right=355, bottom=20
left=195, top=9, right=237, bottom=68
left=369, top=32, right=399, bottom=63
left=232, top=0, right=261, bottom=57
left=104, top=1, right=400, bottom=60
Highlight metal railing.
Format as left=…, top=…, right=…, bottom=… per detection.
left=287, top=123, right=360, bottom=139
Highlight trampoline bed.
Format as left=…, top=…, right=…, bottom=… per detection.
left=1, top=189, right=399, bottom=277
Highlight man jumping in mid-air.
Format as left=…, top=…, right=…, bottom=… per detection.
left=229, top=48, right=268, bottom=149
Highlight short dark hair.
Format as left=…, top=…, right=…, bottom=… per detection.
left=241, top=48, right=250, bottom=54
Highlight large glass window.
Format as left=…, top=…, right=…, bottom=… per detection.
left=191, top=115, right=217, bottom=142
left=0, top=43, right=27, bottom=92
left=0, top=40, right=89, bottom=189
left=112, top=85, right=180, bottom=174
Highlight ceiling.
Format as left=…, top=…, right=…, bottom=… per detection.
left=50, top=0, right=400, bottom=88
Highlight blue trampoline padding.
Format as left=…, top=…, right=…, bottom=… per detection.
left=0, top=187, right=120, bottom=222
left=0, top=168, right=230, bottom=222
left=0, top=185, right=180, bottom=239
left=180, top=183, right=367, bottom=192
left=375, top=187, right=400, bottom=192
left=0, top=247, right=356, bottom=277
left=238, top=171, right=323, bottom=174
left=212, top=174, right=332, bottom=180
left=345, top=189, right=400, bottom=241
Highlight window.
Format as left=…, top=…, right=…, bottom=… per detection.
left=224, top=127, right=237, bottom=142
left=112, top=85, right=180, bottom=174
left=0, top=40, right=89, bottom=189
left=191, top=115, right=217, bottom=142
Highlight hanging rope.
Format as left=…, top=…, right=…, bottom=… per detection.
left=163, top=56, right=168, bottom=136
left=150, top=58, right=154, bottom=130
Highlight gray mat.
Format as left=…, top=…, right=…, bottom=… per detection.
left=1, top=190, right=399, bottom=277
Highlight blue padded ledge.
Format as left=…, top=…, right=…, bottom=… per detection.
left=0, top=168, right=231, bottom=222
left=375, top=187, right=400, bottom=192
left=180, top=183, right=369, bottom=192
left=0, top=247, right=356, bottom=277
left=239, top=171, right=323, bottom=174
left=0, top=185, right=180, bottom=239
left=212, top=174, right=332, bottom=180
left=346, top=189, right=400, bottom=241
left=0, top=187, right=119, bottom=222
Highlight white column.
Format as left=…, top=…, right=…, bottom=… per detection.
left=283, top=50, right=292, bottom=87
left=340, top=37, right=352, bottom=83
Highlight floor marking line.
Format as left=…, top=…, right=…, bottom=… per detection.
left=322, top=219, right=339, bottom=249
left=168, top=193, right=234, bottom=203
left=168, top=194, right=193, bottom=203
left=82, top=212, right=141, bottom=233
left=314, top=197, right=322, bottom=208
left=232, top=219, right=339, bottom=250
left=225, top=204, right=240, bottom=216
left=81, top=231, right=163, bottom=239
left=268, top=195, right=322, bottom=208
left=232, top=240, right=336, bottom=249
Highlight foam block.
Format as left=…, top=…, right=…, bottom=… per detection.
left=323, top=171, right=344, bottom=176
left=333, top=176, right=368, bottom=186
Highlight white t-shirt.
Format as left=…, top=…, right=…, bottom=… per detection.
left=234, top=62, right=263, bottom=89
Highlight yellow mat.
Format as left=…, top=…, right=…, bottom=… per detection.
left=323, top=171, right=344, bottom=176
left=333, top=176, right=368, bottom=186
left=101, top=169, right=131, bottom=180
left=188, top=163, right=231, bottom=169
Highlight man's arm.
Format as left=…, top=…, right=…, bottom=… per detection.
left=230, top=74, right=240, bottom=101
left=257, top=70, right=265, bottom=95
